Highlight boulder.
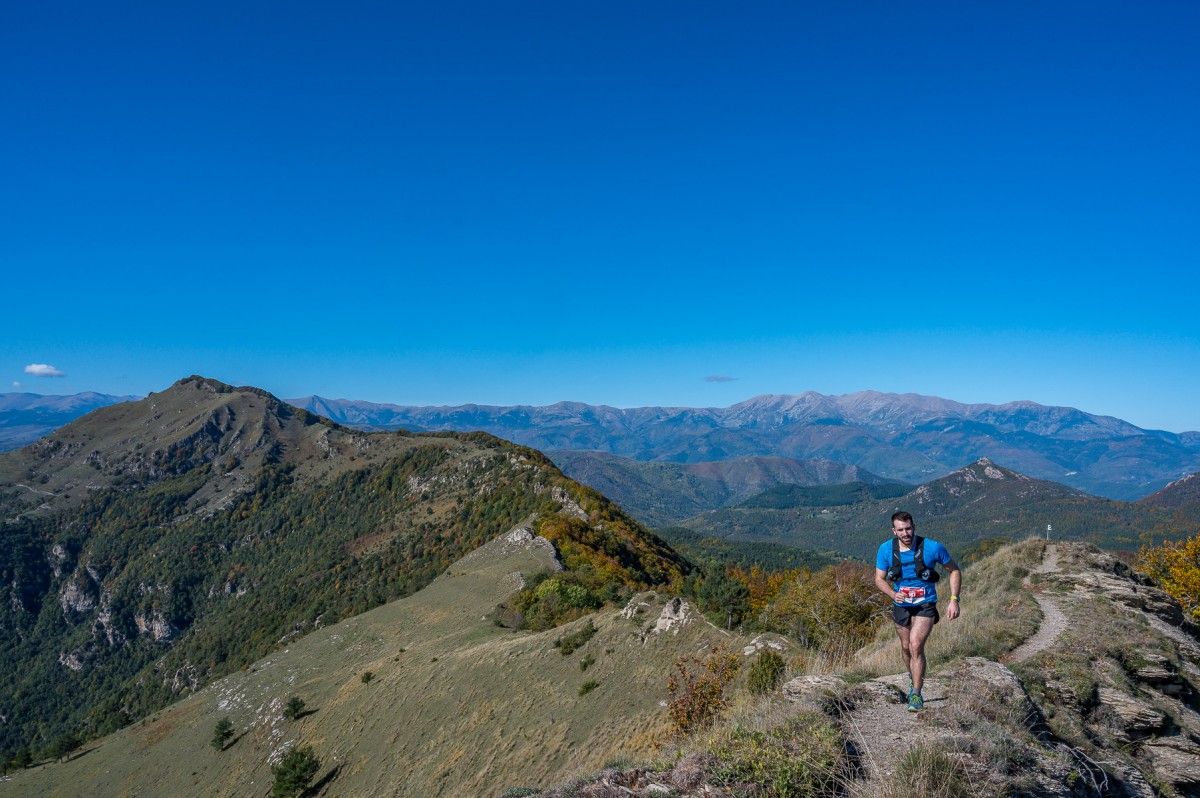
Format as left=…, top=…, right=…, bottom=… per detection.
left=782, top=674, right=847, bottom=706
left=1144, top=737, right=1200, bottom=789
left=1096, top=687, right=1166, bottom=742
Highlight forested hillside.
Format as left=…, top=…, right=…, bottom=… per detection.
left=676, top=458, right=1200, bottom=559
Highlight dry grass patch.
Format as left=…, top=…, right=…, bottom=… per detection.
left=874, top=745, right=972, bottom=798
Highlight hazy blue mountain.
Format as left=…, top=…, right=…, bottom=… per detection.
left=548, top=450, right=902, bottom=526
left=0, top=392, right=138, bottom=451
left=289, top=392, right=1200, bottom=500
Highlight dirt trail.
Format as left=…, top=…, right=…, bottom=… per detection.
left=844, top=544, right=1066, bottom=787
left=840, top=673, right=953, bottom=786
left=1008, top=544, right=1067, bottom=663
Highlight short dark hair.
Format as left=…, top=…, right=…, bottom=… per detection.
left=891, top=511, right=914, bottom=526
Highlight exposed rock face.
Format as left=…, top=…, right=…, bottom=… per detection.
left=1097, top=688, right=1167, bottom=742
left=48, top=543, right=69, bottom=578
left=57, top=652, right=86, bottom=672
left=455, top=523, right=562, bottom=571
left=652, top=598, right=692, bottom=635
left=532, top=756, right=730, bottom=798
left=1057, top=547, right=1186, bottom=625
left=59, top=573, right=97, bottom=619
left=134, top=610, right=176, bottom=643
left=550, top=486, right=588, bottom=520
left=620, top=593, right=655, bottom=620
left=1144, top=737, right=1200, bottom=790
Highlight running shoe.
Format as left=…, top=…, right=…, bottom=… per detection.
left=907, top=692, right=925, bottom=712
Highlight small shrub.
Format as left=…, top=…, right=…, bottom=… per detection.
left=748, top=650, right=787, bottom=696
left=271, top=745, right=321, bottom=798
left=579, top=680, right=600, bottom=696
left=283, top=696, right=306, bottom=721
left=709, top=713, right=845, bottom=798
left=888, top=744, right=971, bottom=798
left=361, top=671, right=374, bottom=684
left=579, top=654, right=596, bottom=672
left=554, top=619, right=598, bottom=655
left=667, top=646, right=740, bottom=733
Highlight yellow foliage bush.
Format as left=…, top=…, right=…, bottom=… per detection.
left=1138, top=534, right=1200, bottom=621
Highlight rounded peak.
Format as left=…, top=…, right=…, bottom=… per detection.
left=167, top=375, right=278, bottom=401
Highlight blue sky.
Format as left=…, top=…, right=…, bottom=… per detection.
left=2, top=2, right=1197, bottom=431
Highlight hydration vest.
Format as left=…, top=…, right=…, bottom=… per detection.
left=886, top=535, right=940, bottom=583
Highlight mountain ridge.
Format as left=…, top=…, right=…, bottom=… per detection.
left=0, top=376, right=687, bottom=762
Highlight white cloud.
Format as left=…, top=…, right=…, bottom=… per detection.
left=704, top=375, right=737, bottom=383
left=24, top=363, right=66, bottom=378
left=11, top=381, right=21, bottom=389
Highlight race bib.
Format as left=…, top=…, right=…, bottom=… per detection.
left=897, top=586, right=927, bottom=603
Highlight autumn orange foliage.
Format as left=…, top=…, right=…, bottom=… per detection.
left=666, top=645, right=741, bottom=733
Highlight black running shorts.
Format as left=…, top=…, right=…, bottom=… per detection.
left=892, top=602, right=939, bottom=627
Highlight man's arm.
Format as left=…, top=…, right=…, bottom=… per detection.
left=874, top=568, right=898, bottom=603
left=943, top=559, right=962, bottom=620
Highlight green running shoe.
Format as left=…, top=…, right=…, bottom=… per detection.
left=907, top=692, right=925, bottom=712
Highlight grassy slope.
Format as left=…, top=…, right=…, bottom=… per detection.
left=2, top=532, right=733, bottom=798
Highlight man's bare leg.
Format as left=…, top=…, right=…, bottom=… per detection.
left=908, top=616, right=935, bottom=694
left=894, top=623, right=912, bottom=688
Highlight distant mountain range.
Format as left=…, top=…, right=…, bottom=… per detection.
left=290, top=392, right=1200, bottom=500
left=5, top=389, right=1198, bottom=500
left=0, top=392, right=137, bottom=451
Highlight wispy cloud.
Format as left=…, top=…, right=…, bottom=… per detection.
left=24, top=363, right=66, bottom=378
left=11, top=381, right=21, bottom=389
left=704, top=375, right=737, bottom=383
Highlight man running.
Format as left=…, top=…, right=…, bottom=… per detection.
left=874, top=511, right=961, bottom=711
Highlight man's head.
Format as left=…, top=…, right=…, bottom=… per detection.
left=891, top=511, right=915, bottom=545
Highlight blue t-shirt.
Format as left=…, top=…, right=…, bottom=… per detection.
left=875, top=538, right=951, bottom=605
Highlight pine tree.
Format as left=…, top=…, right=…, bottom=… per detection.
left=284, top=696, right=306, bottom=721
left=271, top=745, right=320, bottom=798
left=211, top=717, right=234, bottom=751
